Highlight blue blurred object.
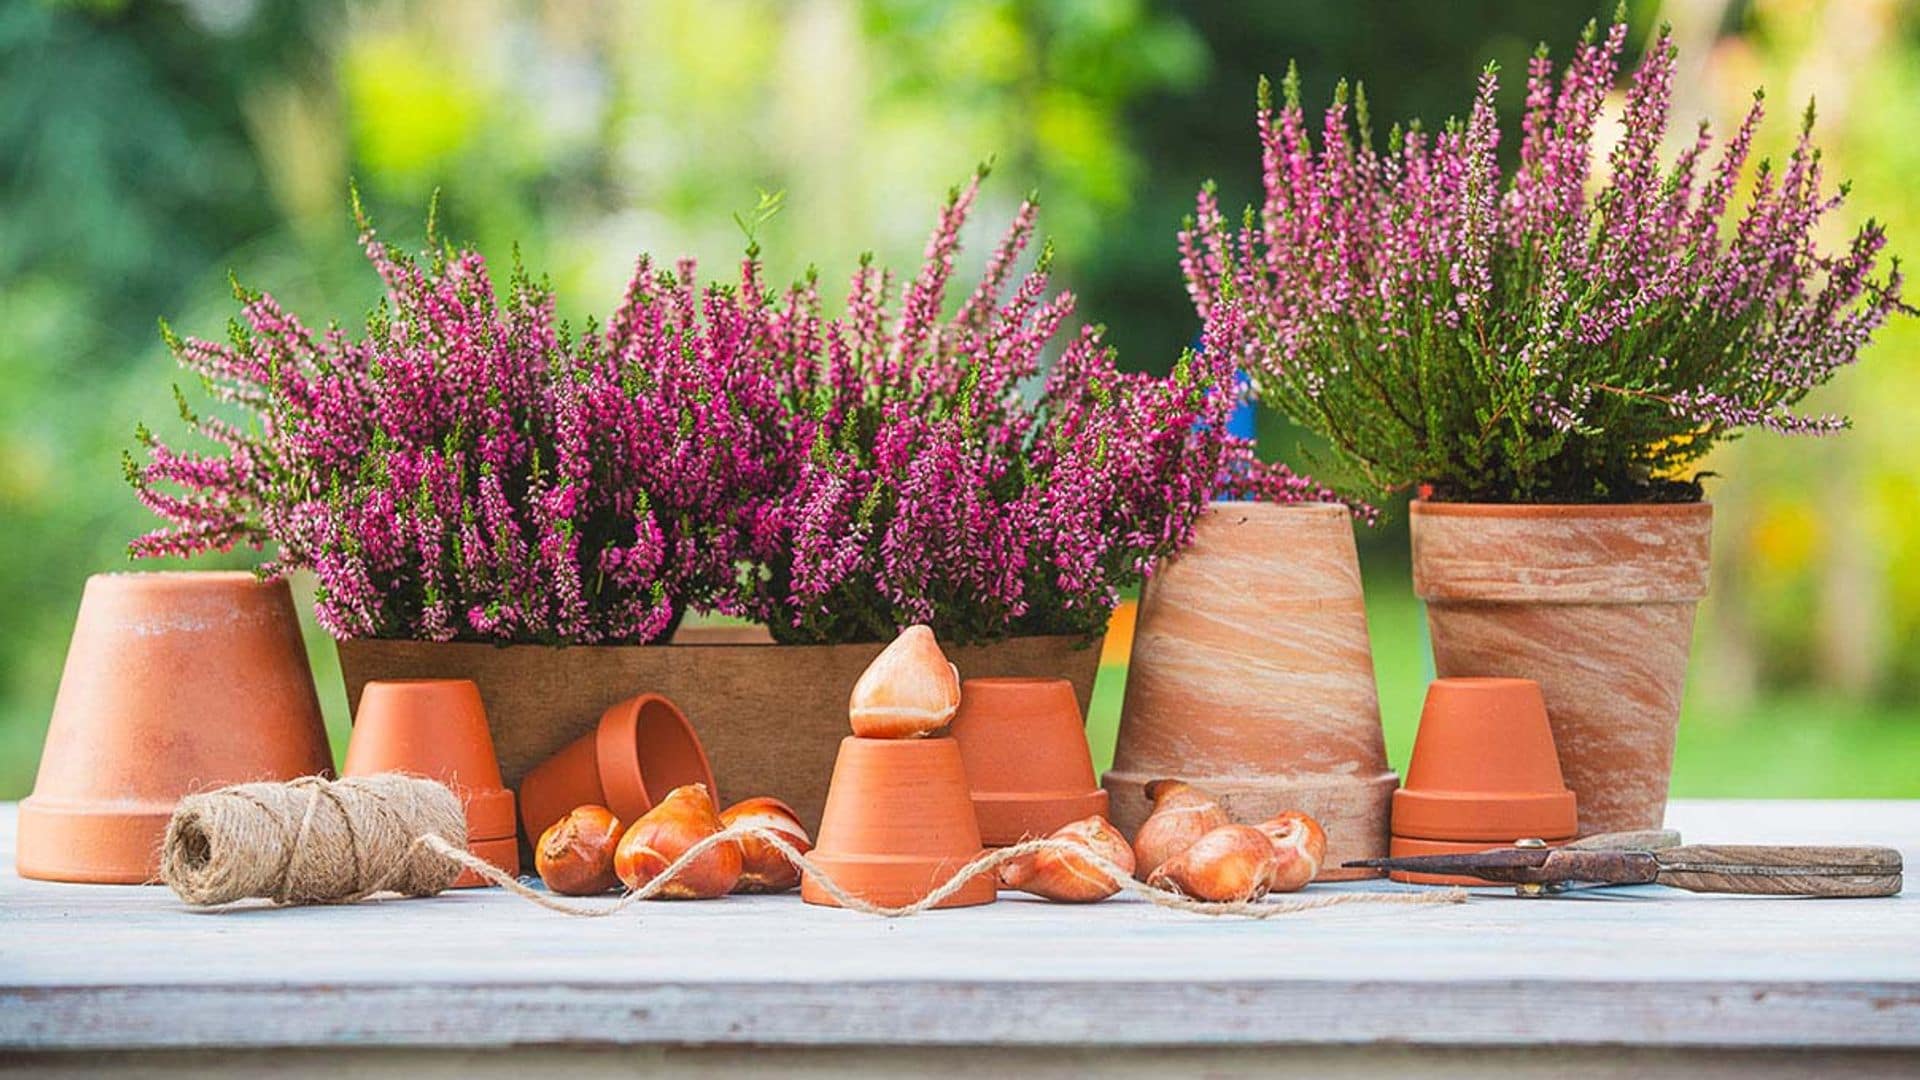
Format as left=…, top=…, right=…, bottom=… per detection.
left=1227, top=369, right=1256, bottom=440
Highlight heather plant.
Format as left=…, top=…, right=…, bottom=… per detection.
left=744, top=167, right=1338, bottom=644
left=128, top=195, right=789, bottom=644
left=1181, top=15, right=1909, bottom=505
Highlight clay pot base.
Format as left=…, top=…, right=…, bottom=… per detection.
left=1104, top=769, right=1396, bottom=881
left=451, top=835, right=521, bottom=889
left=15, top=799, right=176, bottom=885
left=972, top=789, right=1109, bottom=848
left=800, top=855, right=997, bottom=909
left=1387, top=835, right=1570, bottom=887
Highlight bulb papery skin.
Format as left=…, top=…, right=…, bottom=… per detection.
left=1131, top=778, right=1230, bottom=879
left=1256, top=810, right=1328, bottom=893
left=721, top=796, right=812, bottom=893
left=847, top=624, right=962, bottom=738
left=536, top=804, right=625, bottom=896
left=613, top=783, right=742, bottom=899
left=1000, top=815, right=1136, bottom=903
left=1145, top=824, right=1278, bottom=903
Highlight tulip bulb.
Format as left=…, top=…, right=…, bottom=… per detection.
left=613, top=783, right=741, bottom=899
left=1131, top=779, right=1230, bottom=879
left=848, top=624, right=961, bottom=738
left=1146, top=824, right=1277, bottom=903
left=720, top=796, right=812, bottom=893
left=535, top=804, right=625, bottom=896
left=1255, top=810, right=1328, bottom=893
left=999, top=816, right=1136, bottom=903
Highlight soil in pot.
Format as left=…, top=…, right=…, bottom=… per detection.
left=517, top=693, right=717, bottom=844
left=800, top=736, right=996, bottom=910
left=18, top=572, right=334, bottom=884
left=1104, top=502, right=1397, bottom=879
left=1411, top=501, right=1712, bottom=835
left=949, top=677, right=1107, bottom=846
left=342, top=678, right=518, bottom=887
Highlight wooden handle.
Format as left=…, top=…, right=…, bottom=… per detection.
left=1654, top=845, right=1903, bottom=897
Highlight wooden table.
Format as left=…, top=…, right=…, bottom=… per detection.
left=2, top=799, right=1916, bottom=1077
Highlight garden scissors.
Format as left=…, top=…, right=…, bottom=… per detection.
left=1346, top=830, right=1903, bottom=898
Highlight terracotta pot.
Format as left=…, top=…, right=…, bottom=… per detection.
left=1386, top=835, right=1571, bottom=887
left=800, top=736, right=996, bottom=910
left=17, top=572, right=333, bottom=884
left=1104, top=502, right=1397, bottom=880
left=343, top=678, right=518, bottom=887
left=338, top=632, right=1102, bottom=834
left=1410, top=501, right=1712, bottom=835
left=949, top=677, right=1106, bottom=846
left=1393, top=677, right=1577, bottom=843
left=517, top=694, right=716, bottom=844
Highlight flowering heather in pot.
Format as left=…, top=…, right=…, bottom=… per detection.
left=1182, top=15, right=1909, bottom=505
left=748, top=168, right=1337, bottom=644
left=127, top=197, right=786, bottom=643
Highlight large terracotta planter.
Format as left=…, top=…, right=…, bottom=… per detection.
left=338, top=632, right=1102, bottom=833
left=800, top=736, right=996, bottom=910
left=18, top=572, right=334, bottom=884
left=1104, top=502, right=1397, bottom=880
left=1411, top=501, right=1713, bottom=836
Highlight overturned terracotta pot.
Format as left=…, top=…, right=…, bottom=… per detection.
left=1105, top=502, right=1397, bottom=879
left=949, top=677, right=1107, bottom=846
left=18, top=572, right=334, bottom=884
left=801, top=736, right=996, bottom=910
left=516, top=694, right=716, bottom=845
left=343, top=678, right=517, bottom=888
left=1393, top=677, right=1577, bottom=843
left=1411, top=501, right=1712, bottom=835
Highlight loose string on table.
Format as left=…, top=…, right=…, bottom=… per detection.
left=420, top=825, right=1469, bottom=919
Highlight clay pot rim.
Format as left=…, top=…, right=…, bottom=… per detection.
left=91, top=569, right=268, bottom=584
left=1410, top=499, right=1712, bottom=519
left=961, top=675, right=1072, bottom=688
left=1392, top=789, right=1577, bottom=842
left=595, top=693, right=714, bottom=816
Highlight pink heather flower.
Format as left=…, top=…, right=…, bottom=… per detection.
left=1185, top=16, right=1909, bottom=504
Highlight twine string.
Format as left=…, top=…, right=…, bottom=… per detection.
left=421, top=824, right=1468, bottom=919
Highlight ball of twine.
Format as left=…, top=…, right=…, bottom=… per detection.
left=161, top=774, right=468, bottom=907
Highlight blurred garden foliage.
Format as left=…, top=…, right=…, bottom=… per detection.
left=3, top=0, right=1916, bottom=798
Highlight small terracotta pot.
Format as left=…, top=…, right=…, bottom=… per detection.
left=1386, top=835, right=1571, bottom=887
left=1393, top=678, right=1577, bottom=842
left=1105, top=502, right=1397, bottom=879
left=516, top=694, right=716, bottom=845
left=949, top=677, right=1107, bottom=846
left=1411, top=501, right=1712, bottom=835
left=801, top=736, right=996, bottom=910
left=343, top=678, right=518, bottom=887
left=17, top=572, right=334, bottom=884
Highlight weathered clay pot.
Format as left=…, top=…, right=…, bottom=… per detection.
left=342, top=678, right=518, bottom=888
left=949, top=677, right=1107, bottom=846
left=17, top=572, right=334, bottom=884
left=1104, top=502, right=1397, bottom=880
left=339, top=633, right=1102, bottom=834
left=800, top=736, right=996, bottom=910
left=516, top=693, right=716, bottom=844
left=1410, top=501, right=1712, bottom=836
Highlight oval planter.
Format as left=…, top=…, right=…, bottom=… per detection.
left=341, top=678, right=518, bottom=888
left=18, top=572, right=333, bottom=884
left=949, top=677, right=1107, bottom=846
left=1104, top=502, right=1397, bottom=880
left=337, top=631, right=1102, bottom=834
left=1410, top=501, right=1712, bottom=836
left=800, top=735, right=996, bottom=910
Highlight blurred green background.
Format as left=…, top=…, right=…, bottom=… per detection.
left=4, top=0, right=1917, bottom=800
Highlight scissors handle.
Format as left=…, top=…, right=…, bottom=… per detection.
left=1652, top=844, right=1902, bottom=897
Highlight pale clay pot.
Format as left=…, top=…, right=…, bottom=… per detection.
left=1410, top=501, right=1713, bottom=837
left=1104, top=502, right=1397, bottom=880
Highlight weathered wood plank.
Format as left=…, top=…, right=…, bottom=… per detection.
left=0, top=800, right=1914, bottom=1052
